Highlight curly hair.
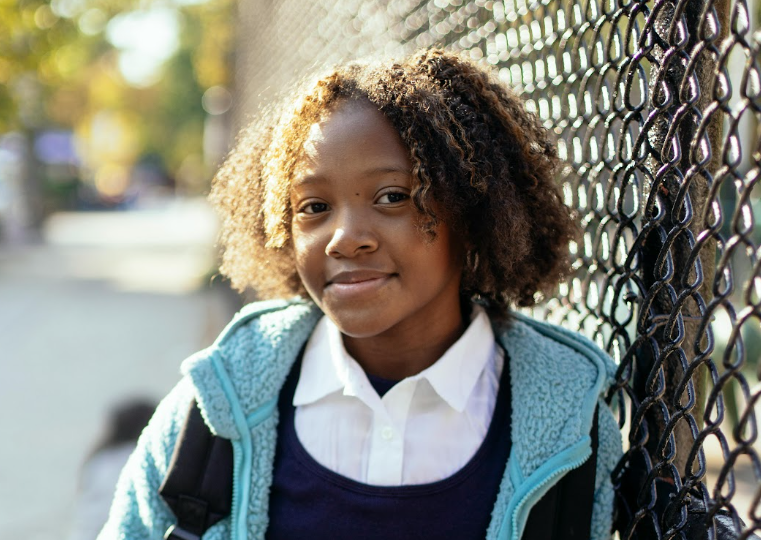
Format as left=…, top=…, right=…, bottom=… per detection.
left=210, top=49, right=577, bottom=316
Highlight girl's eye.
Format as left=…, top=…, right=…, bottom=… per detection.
left=300, top=202, right=329, bottom=214
left=377, top=192, right=409, bottom=204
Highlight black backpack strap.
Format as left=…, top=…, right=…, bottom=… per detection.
left=523, top=405, right=599, bottom=539
left=159, top=399, right=233, bottom=540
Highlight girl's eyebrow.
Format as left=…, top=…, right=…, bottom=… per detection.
left=366, top=166, right=412, bottom=176
left=292, top=175, right=322, bottom=187
left=293, top=166, right=412, bottom=187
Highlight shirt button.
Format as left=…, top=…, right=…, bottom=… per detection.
left=380, top=426, right=394, bottom=440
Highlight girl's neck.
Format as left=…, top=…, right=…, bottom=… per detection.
left=341, top=307, right=468, bottom=380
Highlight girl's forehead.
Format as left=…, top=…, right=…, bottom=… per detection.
left=303, top=102, right=403, bottom=153
left=292, top=102, right=413, bottom=185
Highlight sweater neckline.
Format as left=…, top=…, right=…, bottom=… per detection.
left=277, top=347, right=512, bottom=496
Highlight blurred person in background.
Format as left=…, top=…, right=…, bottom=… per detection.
left=69, top=399, right=156, bottom=540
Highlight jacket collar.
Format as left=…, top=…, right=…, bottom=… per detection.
left=182, top=299, right=322, bottom=439
left=495, top=311, right=613, bottom=478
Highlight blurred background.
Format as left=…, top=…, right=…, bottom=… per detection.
left=0, top=0, right=242, bottom=538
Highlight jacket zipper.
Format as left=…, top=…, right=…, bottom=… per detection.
left=230, top=398, right=278, bottom=540
left=507, top=452, right=590, bottom=539
left=231, top=440, right=242, bottom=540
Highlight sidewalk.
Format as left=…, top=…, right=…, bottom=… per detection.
left=0, top=199, right=240, bottom=539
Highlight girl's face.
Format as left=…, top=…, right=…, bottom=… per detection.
left=290, top=101, right=465, bottom=343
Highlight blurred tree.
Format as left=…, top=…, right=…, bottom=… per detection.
left=1, top=0, right=235, bottom=222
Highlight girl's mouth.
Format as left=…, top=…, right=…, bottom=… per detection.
left=325, top=270, right=395, bottom=298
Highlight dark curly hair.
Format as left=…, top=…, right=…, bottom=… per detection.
left=210, top=49, right=577, bottom=316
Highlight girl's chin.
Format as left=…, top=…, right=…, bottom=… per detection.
left=329, top=319, right=394, bottom=340
left=321, top=306, right=398, bottom=340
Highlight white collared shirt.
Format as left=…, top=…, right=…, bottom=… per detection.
left=293, top=305, right=504, bottom=486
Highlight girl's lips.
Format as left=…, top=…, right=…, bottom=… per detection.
left=327, top=270, right=391, bottom=284
left=325, top=272, right=395, bottom=298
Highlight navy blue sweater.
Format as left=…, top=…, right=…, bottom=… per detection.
left=266, top=355, right=511, bottom=539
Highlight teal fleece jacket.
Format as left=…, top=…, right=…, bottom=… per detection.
left=98, top=299, right=623, bottom=540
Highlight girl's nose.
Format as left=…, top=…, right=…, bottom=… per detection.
left=325, top=212, right=378, bottom=258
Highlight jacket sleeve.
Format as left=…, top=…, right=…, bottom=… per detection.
left=97, top=377, right=196, bottom=540
left=590, top=398, right=624, bottom=540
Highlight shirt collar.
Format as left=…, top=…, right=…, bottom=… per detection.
left=292, top=316, right=346, bottom=406
left=293, top=305, right=496, bottom=412
left=415, top=305, right=495, bottom=412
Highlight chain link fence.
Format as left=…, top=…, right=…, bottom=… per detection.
left=233, top=0, right=760, bottom=537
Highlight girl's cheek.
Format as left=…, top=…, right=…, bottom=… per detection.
left=292, top=226, right=318, bottom=253
left=292, top=229, right=328, bottom=293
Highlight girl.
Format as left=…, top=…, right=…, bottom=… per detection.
left=99, top=49, right=622, bottom=540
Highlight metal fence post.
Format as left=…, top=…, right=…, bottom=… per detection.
left=634, top=0, right=730, bottom=536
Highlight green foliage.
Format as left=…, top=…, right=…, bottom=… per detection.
left=1, top=0, right=234, bottom=193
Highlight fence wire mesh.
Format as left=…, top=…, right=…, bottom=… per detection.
left=234, top=0, right=760, bottom=538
